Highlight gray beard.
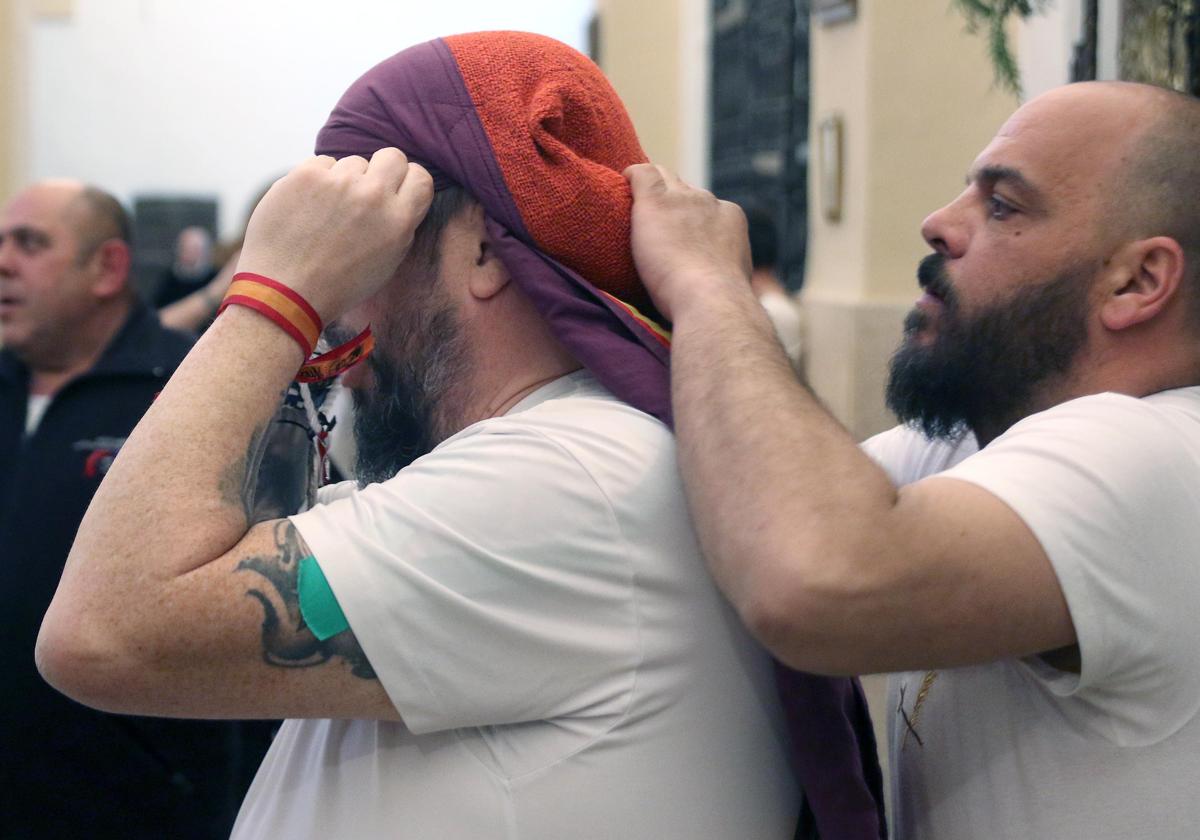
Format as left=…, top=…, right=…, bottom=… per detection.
left=352, top=304, right=473, bottom=487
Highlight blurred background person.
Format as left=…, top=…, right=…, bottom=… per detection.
left=745, top=204, right=804, bottom=367
left=154, top=224, right=219, bottom=308
left=0, top=179, right=267, bottom=839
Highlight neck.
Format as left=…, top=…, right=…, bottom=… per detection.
left=453, top=296, right=582, bottom=431
left=970, top=343, right=1200, bottom=447
left=25, top=299, right=132, bottom=397
left=477, top=366, right=583, bottom=421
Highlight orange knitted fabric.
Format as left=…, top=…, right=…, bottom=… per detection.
left=444, top=32, right=651, bottom=311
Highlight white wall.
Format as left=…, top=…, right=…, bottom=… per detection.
left=1017, top=0, right=1122, bottom=102
left=26, top=0, right=595, bottom=238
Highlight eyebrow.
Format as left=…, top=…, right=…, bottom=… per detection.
left=965, top=165, right=1045, bottom=205
left=0, top=225, right=53, bottom=247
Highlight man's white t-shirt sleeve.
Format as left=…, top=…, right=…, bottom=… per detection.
left=936, top=393, right=1200, bottom=745
left=289, top=423, right=638, bottom=735
left=860, top=424, right=978, bottom=486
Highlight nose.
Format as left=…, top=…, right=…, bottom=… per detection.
left=920, top=190, right=970, bottom=260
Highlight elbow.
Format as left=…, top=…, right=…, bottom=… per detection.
left=731, top=549, right=881, bottom=677
left=36, top=602, right=142, bottom=713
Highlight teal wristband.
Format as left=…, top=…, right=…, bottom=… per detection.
left=297, top=555, right=351, bottom=641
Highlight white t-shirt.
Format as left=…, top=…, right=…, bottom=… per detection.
left=25, top=393, right=51, bottom=435
left=233, top=372, right=797, bottom=840
left=862, top=388, right=1200, bottom=840
left=758, top=291, right=804, bottom=364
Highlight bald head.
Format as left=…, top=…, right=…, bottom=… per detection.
left=1005, top=82, right=1200, bottom=316
left=69, top=185, right=132, bottom=268
left=1115, top=84, right=1200, bottom=257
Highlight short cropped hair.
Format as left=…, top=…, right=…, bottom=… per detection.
left=1119, top=88, right=1200, bottom=322
left=407, top=184, right=474, bottom=272
left=71, top=186, right=133, bottom=264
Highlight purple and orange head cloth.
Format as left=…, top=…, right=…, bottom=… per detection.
left=317, top=31, right=671, bottom=425
left=316, top=31, right=885, bottom=839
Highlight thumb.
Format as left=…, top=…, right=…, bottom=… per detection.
left=623, top=163, right=667, bottom=198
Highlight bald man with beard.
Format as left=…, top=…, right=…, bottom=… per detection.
left=624, top=81, right=1200, bottom=839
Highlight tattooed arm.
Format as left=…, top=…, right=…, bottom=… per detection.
left=35, top=305, right=395, bottom=720
left=36, top=152, right=430, bottom=719
left=37, top=152, right=429, bottom=719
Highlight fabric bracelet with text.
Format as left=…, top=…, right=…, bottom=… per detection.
left=219, top=272, right=373, bottom=383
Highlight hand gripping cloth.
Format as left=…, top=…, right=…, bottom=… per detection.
left=316, top=31, right=886, bottom=840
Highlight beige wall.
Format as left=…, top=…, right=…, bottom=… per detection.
left=804, top=2, right=1017, bottom=439
left=0, top=0, right=28, bottom=201
left=595, top=0, right=684, bottom=173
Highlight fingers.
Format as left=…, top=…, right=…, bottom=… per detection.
left=297, top=154, right=337, bottom=172
left=331, top=154, right=369, bottom=175
left=625, top=162, right=714, bottom=205
left=624, top=163, right=667, bottom=195
left=365, top=147, right=413, bottom=193
left=395, top=162, right=434, bottom=219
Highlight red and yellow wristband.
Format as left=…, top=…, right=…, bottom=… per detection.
left=219, top=272, right=323, bottom=358
left=218, top=272, right=373, bottom=383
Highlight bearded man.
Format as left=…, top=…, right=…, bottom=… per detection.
left=622, top=80, right=1200, bottom=840
left=33, top=33, right=892, bottom=840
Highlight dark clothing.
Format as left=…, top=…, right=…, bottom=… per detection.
left=154, top=264, right=219, bottom=308
left=0, top=303, right=269, bottom=839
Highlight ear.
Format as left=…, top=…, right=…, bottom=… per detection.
left=1098, top=236, right=1186, bottom=332
left=88, top=239, right=132, bottom=300
left=464, top=207, right=511, bottom=301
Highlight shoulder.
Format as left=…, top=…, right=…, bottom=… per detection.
left=961, top=389, right=1200, bottom=478
left=103, top=305, right=196, bottom=376
left=452, top=376, right=673, bottom=474
left=861, top=424, right=978, bottom=486
left=141, top=318, right=196, bottom=370
left=308, top=382, right=677, bottom=544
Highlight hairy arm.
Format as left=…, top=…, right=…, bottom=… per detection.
left=625, top=164, right=1074, bottom=675
left=37, top=151, right=431, bottom=719
left=37, top=308, right=392, bottom=719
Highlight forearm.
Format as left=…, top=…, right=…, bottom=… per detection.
left=668, top=281, right=903, bottom=660
left=62, top=306, right=303, bottom=590
left=157, top=286, right=219, bottom=332
left=159, top=256, right=237, bottom=332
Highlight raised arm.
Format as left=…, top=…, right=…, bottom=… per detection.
left=36, top=150, right=433, bottom=719
left=623, top=164, right=1074, bottom=676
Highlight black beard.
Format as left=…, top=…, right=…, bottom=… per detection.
left=885, top=253, right=1092, bottom=441
left=352, top=302, right=472, bottom=487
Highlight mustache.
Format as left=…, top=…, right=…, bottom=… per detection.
left=917, top=253, right=954, bottom=301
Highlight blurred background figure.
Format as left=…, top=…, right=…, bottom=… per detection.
left=155, top=224, right=218, bottom=308
left=745, top=204, right=804, bottom=366
left=0, top=180, right=267, bottom=839
left=157, top=180, right=276, bottom=335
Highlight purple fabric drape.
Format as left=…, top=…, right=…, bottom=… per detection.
left=316, top=34, right=887, bottom=840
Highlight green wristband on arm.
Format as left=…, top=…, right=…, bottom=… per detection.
left=297, top=555, right=351, bottom=641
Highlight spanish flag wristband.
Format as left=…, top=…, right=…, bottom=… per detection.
left=219, top=272, right=323, bottom=359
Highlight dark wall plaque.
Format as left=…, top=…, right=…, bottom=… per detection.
left=710, top=0, right=811, bottom=291
left=813, top=0, right=856, bottom=26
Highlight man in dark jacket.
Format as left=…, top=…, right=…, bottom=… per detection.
left=0, top=180, right=264, bottom=838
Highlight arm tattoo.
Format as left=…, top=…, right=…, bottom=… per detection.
left=218, top=423, right=268, bottom=523
left=218, top=386, right=317, bottom=525
left=236, top=520, right=377, bottom=680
